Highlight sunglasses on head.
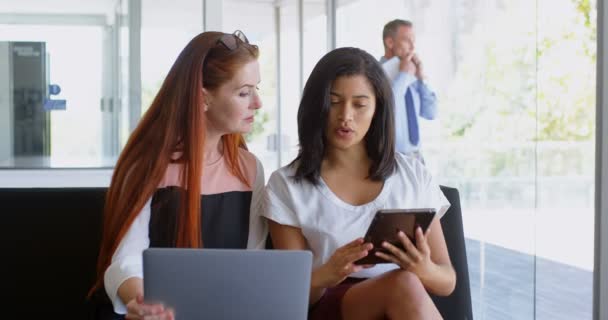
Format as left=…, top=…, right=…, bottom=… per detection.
left=216, top=30, right=251, bottom=51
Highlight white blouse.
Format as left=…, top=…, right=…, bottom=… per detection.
left=263, top=153, right=450, bottom=278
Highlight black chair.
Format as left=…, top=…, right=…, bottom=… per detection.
left=266, top=185, right=474, bottom=319
left=1, top=188, right=106, bottom=318
left=432, top=186, right=473, bottom=320
left=1, top=186, right=472, bottom=319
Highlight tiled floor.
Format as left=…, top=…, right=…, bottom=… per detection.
left=465, top=239, right=593, bottom=320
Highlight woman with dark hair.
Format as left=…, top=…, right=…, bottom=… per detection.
left=89, top=30, right=267, bottom=320
left=263, top=47, right=455, bottom=319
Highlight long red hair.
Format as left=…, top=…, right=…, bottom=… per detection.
left=89, top=32, right=259, bottom=296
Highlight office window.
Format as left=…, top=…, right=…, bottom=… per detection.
left=222, top=0, right=279, bottom=174
left=337, top=0, right=596, bottom=318
left=0, top=1, right=114, bottom=168
left=303, top=0, right=327, bottom=83
left=336, top=0, right=406, bottom=57
left=140, top=0, right=203, bottom=115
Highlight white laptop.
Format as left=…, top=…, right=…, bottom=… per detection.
left=143, top=248, right=312, bottom=320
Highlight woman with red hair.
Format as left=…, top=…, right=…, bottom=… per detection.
left=89, top=30, right=267, bottom=320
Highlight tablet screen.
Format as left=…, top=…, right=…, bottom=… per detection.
left=355, top=208, right=435, bottom=265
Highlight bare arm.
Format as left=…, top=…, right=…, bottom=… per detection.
left=117, top=277, right=143, bottom=306
left=267, top=220, right=327, bottom=305
left=117, top=277, right=173, bottom=319
left=422, top=218, right=456, bottom=296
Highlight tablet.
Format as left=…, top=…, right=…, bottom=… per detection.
left=355, top=208, right=436, bottom=265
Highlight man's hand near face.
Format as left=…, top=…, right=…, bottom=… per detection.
left=399, top=51, right=417, bottom=75
left=412, top=54, right=425, bottom=80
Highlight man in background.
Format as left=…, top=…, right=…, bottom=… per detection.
left=380, top=19, right=437, bottom=163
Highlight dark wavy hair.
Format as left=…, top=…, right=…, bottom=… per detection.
left=291, top=47, right=396, bottom=185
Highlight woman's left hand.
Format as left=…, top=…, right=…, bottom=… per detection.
left=375, top=226, right=434, bottom=279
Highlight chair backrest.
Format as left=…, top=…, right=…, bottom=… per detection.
left=432, top=186, right=473, bottom=320
left=1, top=188, right=106, bottom=318
left=1, top=186, right=472, bottom=319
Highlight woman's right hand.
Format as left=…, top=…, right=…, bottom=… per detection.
left=314, top=238, right=374, bottom=288
left=125, top=294, right=174, bottom=320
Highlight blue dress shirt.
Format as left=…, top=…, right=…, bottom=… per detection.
left=380, top=56, right=438, bottom=154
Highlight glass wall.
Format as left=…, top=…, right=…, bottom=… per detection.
left=222, top=0, right=279, bottom=174
left=276, top=0, right=330, bottom=168
left=140, top=0, right=203, bottom=115
left=535, top=0, right=596, bottom=318
left=277, top=0, right=301, bottom=167
left=0, top=0, right=599, bottom=318
left=302, top=0, right=327, bottom=82
left=336, top=0, right=406, bottom=57
left=334, top=0, right=596, bottom=318
left=0, top=2, right=112, bottom=168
